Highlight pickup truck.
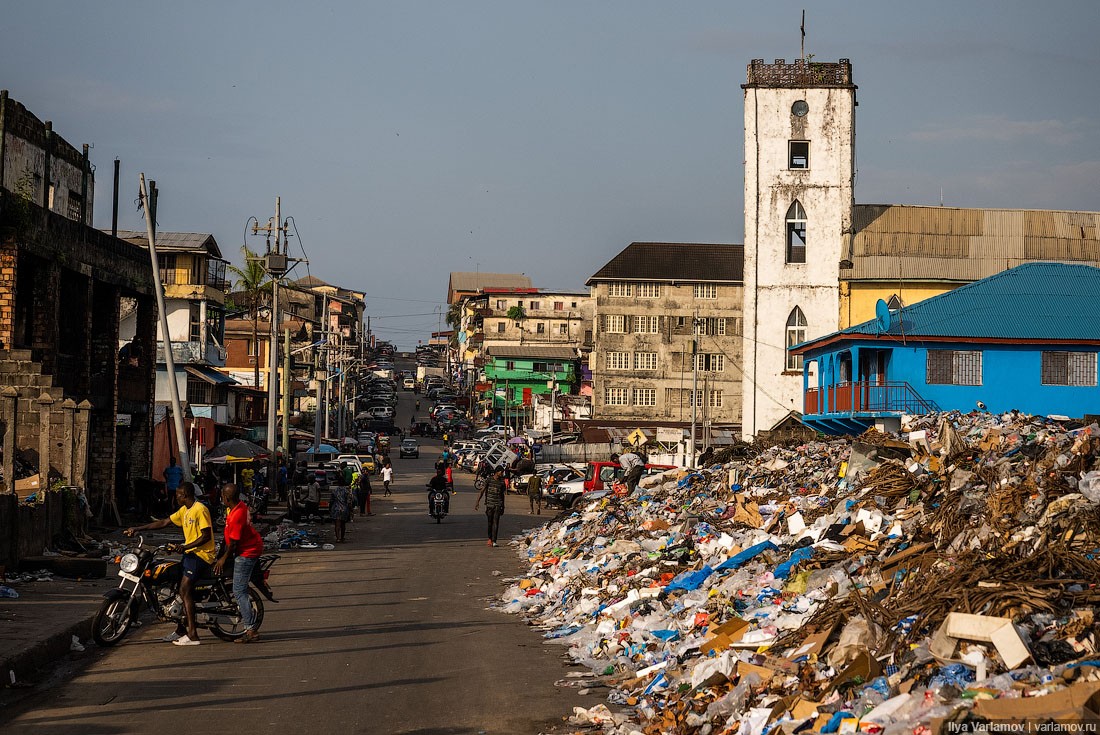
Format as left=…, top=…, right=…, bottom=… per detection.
left=544, top=461, right=677, bottom=509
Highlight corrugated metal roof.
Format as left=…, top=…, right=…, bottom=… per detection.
left=486, top=345, right=578, bottom=359
left=844, top=205, right=1100, bottom=281
left=804, top=262, right=1100, bottom=346
left=115, top=230, right=223, bottom=259
left=448, top=272, right=532, bottom=294
left=586, top=242, right=744, bottom=285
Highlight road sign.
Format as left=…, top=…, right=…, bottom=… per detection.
left=627, top=428, right=648, bottom=446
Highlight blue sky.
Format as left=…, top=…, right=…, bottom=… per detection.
left=3, top=2, right=1098, bottom=348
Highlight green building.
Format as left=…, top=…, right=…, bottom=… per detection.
left=483, top=346, right=577, bottom=420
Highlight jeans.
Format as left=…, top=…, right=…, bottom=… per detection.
left=232, top=555, right=259, bottom=630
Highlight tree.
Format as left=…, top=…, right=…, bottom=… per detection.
left=506, top=305, right=527, bottom=343
left=226, top=245, right=272, bottom=389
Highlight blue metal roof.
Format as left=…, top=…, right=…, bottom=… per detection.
left=803, top=262, right=1100, bottom=349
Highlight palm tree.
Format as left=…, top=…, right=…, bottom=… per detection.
left=506, top=305, right=527, bottom=343
left=227, top=245, right=272, bottom=389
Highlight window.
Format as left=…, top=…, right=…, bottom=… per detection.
left=634, top=352, right=658, bottom=370
left=190, top=256, right=204, bottom=286
left=887, top=294, right=904, bottom=311
left=497, top=322, right=506, bottom=333
left=533, top=362, right=547, bottom=373
left=189, top=303, right=202, bottom=342
left=709, top=390, right=723, bottom=408
left=634, top=315, right=659, bottom=333
left=571, top=302, right=578, bottom=308
left=158, top=253, right=178, bottom=284
left=247, top=339, right=256, bottom=357
left=693, top=317, right=728, bottom=336
left=608, top=283, right=632, bottom=298
left=186, top=377, right=212, bottom=405
left=926, top=350, right=983, bottom=386
left=604, top=315, right=626, bottom=333
left=559, top=323, right=568, bottom=335
left=786, top=308, right=807, bottom=371
left=505, top=361, right=516, bottom=371
left=786, top=201, right=807, bottom=264
left=67, top=189, right=83, bottom=221
left=606, top=352, right=630, bottom=370
left=633, top=388, right=656, bottom=407
left=554, top=302, right=564, bottom=311
left=693, top=284, right=718, bottom=299
left=1041, top=352, right=1097, bottom=386
left=605, top=387, right=628, bottom=405
left=637, top=283, right=661, bottom=298
left=529, top=301, right=540, bottom=310
left=694, top=353, right=725, bottom=372
left=496, top=300, right=506, bottom=310
left=789, top=141, right=809, bottom=169
left=536, top=322, right=545, bottom=334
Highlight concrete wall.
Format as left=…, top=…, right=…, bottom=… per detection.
left=742, top=74, right=855, bottom=438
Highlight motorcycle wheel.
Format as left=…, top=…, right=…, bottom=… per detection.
left=209, top=587, right=265, bottom=642
left=91, top=597, right=132, bottom=646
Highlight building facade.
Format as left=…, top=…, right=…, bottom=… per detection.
left=483, top=345, right=577, bottom=426
left=588, top=242, right=744, bottom=428
left=797, top=263, right=1100, bottom=434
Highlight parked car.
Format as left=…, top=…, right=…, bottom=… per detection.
left=399, top=439, right=420, bottom=458
left=512, top=464, right=584, bottom=494
left=475, top=425, right=515, bottom=439
left=402, top=377, right=417, bottom=390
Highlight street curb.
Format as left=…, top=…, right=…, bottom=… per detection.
left=2, top=613, right=96, bottom=686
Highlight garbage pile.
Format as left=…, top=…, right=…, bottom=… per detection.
left=499, top=411, right=1100, bottom=734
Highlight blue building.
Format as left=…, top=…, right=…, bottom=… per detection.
left=794, top=263, right=1100, bottom=435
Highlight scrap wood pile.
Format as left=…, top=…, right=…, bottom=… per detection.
left=498, top=411, right=1100, bottom=734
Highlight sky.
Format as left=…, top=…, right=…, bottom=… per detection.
left=3, top=2, right=1098, bottom=349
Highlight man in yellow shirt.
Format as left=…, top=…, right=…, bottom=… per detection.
left=125, top=482, right=215, bottom=646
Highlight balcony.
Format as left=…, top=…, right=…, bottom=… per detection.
left=156, top=340, right=227, bottom=367
left=803, top=381, right=938, bottom=435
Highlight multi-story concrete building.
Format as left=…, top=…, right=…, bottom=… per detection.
left=587, top=242, right=743, bottom=429
left=118, top=231, right=233, bottom=428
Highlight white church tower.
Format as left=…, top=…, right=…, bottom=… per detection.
left=740, top=58, right=857, bottom=439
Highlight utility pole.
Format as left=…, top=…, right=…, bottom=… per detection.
left=690, top=314, right=701, bottom=469
left=251, top=197, right=290, bottom=495
left=282, top=327, right=291, bottom=461
left=139, top=174, right=191, bottom=481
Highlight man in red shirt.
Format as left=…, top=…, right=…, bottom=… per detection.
left=213, top=483, right=266, bottom=643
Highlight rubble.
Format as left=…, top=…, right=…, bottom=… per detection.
left=498, top=411, right=1100, bottom=734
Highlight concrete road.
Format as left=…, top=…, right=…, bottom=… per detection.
left=0, top=384, right=601, bottom=734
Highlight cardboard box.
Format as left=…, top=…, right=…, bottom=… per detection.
left=973, top=680, right=1100, bottom=723
left=14, top=473, right=41, bottom=499
left=786, top=621, right=838, bottom=662
left=929, top=612, right=1031, bottom=670
left=736, top=661, right=778, bottom=682
left=699, top=617, right=750, bottom=656
left=828, top=651, right=882, bottom=692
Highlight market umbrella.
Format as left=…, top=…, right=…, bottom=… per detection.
left=507, top=436, right=527, bottom=445
left=204, top=438, right=269, bottom=464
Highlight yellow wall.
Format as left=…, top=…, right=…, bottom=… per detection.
left=840, top=282, right=962, bottom=328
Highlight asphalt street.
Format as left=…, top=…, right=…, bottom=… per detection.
left=0, top=387, right=602, bottom=735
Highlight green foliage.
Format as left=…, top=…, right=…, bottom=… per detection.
left=505, top=305, right=527, bottom=323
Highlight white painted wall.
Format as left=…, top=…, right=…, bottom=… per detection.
left=742, top=79, right=855, bottom=438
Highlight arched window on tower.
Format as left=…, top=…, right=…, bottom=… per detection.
left=786, top=307, right=807, bottom=371
left=785, top=201, right=807, bottom=264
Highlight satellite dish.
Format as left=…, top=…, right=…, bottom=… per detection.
left=874, top=299, right=892, bottom=333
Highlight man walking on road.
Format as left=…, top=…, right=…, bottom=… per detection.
left=212, top=483, right=265, bottom=643
left=125, top=482, right=215, bottom=645
left=527, top=472, right=542, bottom=515
left=475, top=466, right=506, bottom=547
left=381, top=461, right=393, bottom=496
left=355, top=469, right=373, bottom=515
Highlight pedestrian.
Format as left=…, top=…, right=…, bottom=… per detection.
left=340, top=461, right=353, bottom=488
left=163, top=456, right=183, bottom=498
left=124, top=482, right=215, bottom=646
left=474, top=466, right=506, bottom=547
left=381, top=462, right=393, bottom=497
left=527, top=472, right=542, bottom=515
left=329, top=481, right=353, bottom=542
left=304, top=474, right=321, bottom=520
left=415, top=399, right=420, bottom=412
left=277, top=460, right=289, bottom=502
left=212, top=483, right=265, bottom=644
left=445, top=463, right=454, bottom=493
left=356, top=469, right=373, bottom=516
left=240, top=462, right=255, bottom=495
left=614, top=450, right=645, bottom=495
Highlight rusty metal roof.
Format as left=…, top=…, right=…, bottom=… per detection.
left=586, top=242, right=744, bottom=285
left=115, top=230, right=223, bottom=259
left=843, top=205, right=1100, bottom=282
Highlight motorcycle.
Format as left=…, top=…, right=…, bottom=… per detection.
left=428, top=487, right=448, bottom=523
left=92, top=536, right=279, bottom=646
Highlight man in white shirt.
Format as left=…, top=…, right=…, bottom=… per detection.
left=381, top=463, right=394, bottom=496
left=614, top=451, right=645, bottom=495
